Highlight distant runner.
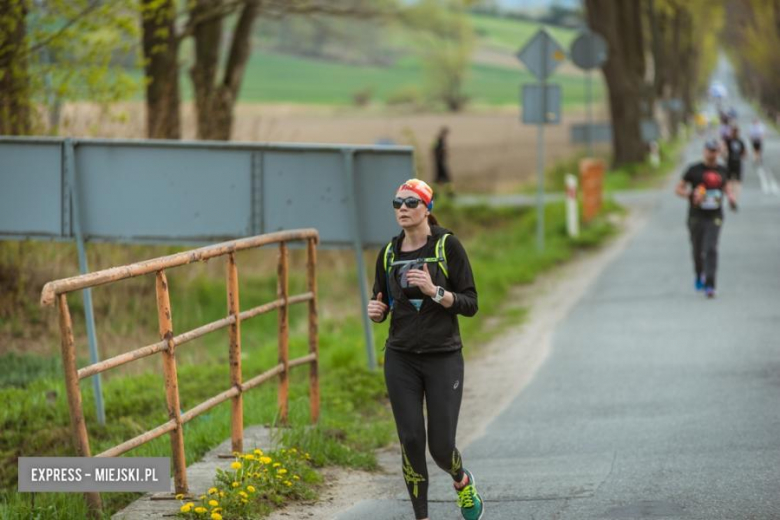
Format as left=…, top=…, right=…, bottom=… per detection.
left=723, top=126, right=747, bottom=203
left=675, top=140, right=737, bottom=299
left=748, top=118, right=765, bottom=165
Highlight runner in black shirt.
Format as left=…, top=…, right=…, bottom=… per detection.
left=723, top=126, right=746, bottom=203
left=675, top=140, right=737, bottom=298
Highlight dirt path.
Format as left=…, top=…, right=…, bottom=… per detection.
left=264, top=193, right=658, bottom=519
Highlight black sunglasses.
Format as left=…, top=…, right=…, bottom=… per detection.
left=392, top=196, right=423, bottom=209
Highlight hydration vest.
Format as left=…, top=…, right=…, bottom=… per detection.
left=382, top=234, right=451, bottom=310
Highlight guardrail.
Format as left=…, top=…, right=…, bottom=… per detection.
left=40, top=229, right=320, bottom=516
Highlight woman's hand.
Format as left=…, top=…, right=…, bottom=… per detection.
left=406, top=264, right=437, bottom=297
left=367, top=292, right=389, bottom=322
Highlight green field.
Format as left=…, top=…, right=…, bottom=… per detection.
left=471, top=13, right=578, bottom=51
left=165, top=13, right=604, bottom=107
left=222, top=51, right=603, bottom=107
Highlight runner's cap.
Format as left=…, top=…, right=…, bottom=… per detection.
left=704, top=139, right=719, bottom=151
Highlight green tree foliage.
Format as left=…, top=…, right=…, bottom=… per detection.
left=403, top=0, right=475, bottom=112
left=722, top=0, right=780, bottom=119
left=0, top=0, right=140, bottom=135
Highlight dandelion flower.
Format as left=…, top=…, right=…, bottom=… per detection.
left=277, top=468, right=288, bottom=475
left=260, top=456, right=272, bottom=464
left=238, top=491, right=248, bottom=498
left=254, top=449, right=263, bottom=456
left=208, top=499, right=218, bottom=507
left=272, top=462, right=281, bottom=468
left=246, top=485, right=256, bottom=493
left=194, top=506, right=207, bottom=514
left=293, top=475, right=300, bottom=481
left=175, top=493, right=184, bottom=500
left=231, top=481, right=239, bottom=488
left=199, top=495, right=206, bottom=500
left=180, top=503, right=193, bottom=513
left=284, top=480, right=292, bottom=487
left=211, top=514, right=223, bottom=520
left=230, top=462, right=242, bottom=470
left=208, top=487, right=218, bottom=495
left=244, top=454, right=254, bottom=461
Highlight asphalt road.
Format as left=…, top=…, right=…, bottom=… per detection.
left=338, top=63, right=780, bottom=519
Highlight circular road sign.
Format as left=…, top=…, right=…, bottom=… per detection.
left=570, top=32, right=608, bottom=70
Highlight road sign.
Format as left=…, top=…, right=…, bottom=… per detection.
left=641, top=119, right=660, bottom=142
left=516, top=29, right=566, bottom=81
left=570, top=31, right=608, bottom=70
left=522, top=84, right=561, bottom=124
left=571, top=122, right=612, bottom=144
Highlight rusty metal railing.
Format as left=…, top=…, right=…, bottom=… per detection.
left=40, top=229, right=320, bottom=516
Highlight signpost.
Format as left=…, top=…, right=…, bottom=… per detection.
left=517, top=28, right=566, bottom=252
left=570, top=30, right=608, bottom=156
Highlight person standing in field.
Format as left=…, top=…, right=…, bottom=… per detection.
left=676, top=140, right=737, bottom=299
left=367, top=179, right=484, bottom=520
left=433, top=127, right=452, bottom=190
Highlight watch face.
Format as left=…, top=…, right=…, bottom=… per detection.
left=437, top=287, right=445, bottom=298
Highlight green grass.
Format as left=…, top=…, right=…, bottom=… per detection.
left=0, top=197, right=621, bottom=519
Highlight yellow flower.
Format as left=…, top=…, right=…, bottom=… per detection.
left=175, top=493, right=184, bottom=500
left=219, top=491, right=225, bottom=497
left=208, top=487, right=218, bottom=495
left=238, top=491, right=248, bottom=498
left=244, top=454, right=254, bottom=461
left=212, top=508, right=222, bottom=513
left=230, top=461, right=242, bottom=470
left=194, top=506, right=207, bottom=514
left=246, top=485, right=256, bottom=493
left=208, top=499, right=218, bottom=507
left=305, top=452, right=311, bottom=459
left=232, top=451, right=240, bottom=457
left=284, top=480, right=292, bottom=487
left=231, top=481, right=239, bottom=488
left=199, top=495, right=206, bottom=500
left=241, top=498, right=248, bottom=504
left=180, top=503, right=193, bottom=513
left=254, top=449, right=263, bottom=456
left=211, top=514, right=223, bottom=520
left=293, top=475, right=300, bottom=481
left=260, top=456, right=272, bottom=464
left=277, top=468, right=288, bottom=475
left=272, top=462, right=281, bottom=468
left=290, top=448, right=297, bottom=453
left=253, top=472, right=261, bottom=478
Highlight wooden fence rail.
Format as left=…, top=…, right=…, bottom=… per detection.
left=40, top=229, right=320, bottom=517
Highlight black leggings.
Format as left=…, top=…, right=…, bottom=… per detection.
left=384, top=348, right=466, bottom=519
left=688, top=216, right=722, bottom=288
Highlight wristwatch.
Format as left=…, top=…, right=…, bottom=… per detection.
left=432, top=286, right=446, bottom=303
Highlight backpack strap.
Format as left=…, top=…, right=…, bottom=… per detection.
left=383, top=234, right=451, bottom=310
left=435, top=234, right=451, bottom=278
left=383, top=241, right=395, bottom=309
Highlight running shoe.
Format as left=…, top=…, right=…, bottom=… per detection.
left=705, top=287, right=716, bottom=299
left=455, top=469, right=484, bottom=520
left=695, top=276, right=705, bottom=292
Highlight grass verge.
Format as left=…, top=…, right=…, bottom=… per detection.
left=0, top=199, right=620, bottom=519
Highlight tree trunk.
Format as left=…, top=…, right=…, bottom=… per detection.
left=586, top=0, right=647, bottom=167
left=0, top=0, right=31, bottom=135
left=141, top=0, right=181, bottom=139
left=190, top=0, right=259, bottom=141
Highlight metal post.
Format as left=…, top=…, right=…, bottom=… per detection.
left=155, top=270, right=188, bottom=494
left=57, top=294, right=103, bottom=517
left=343, top=150, right=377, bottom=370
left=226, top=252, right=243, bottom=452
left=277, top=243, right=290, bottom=424
left=307, top=238, right=320, bottom=423
left=536, top=39, right=548, bottom=253
left=64, top=139, right=105, bottom=426
left=586, top=68, right=593, bottom=157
